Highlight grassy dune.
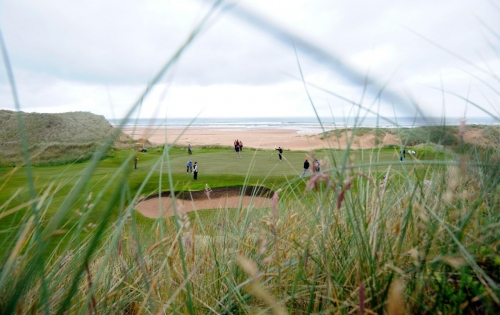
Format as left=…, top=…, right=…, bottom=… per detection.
left=0, top=110, right=131, bottom=166
left=321, top=125, right=500, bottom=147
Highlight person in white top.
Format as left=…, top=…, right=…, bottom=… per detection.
left=193, top=162, right=198, bottom=180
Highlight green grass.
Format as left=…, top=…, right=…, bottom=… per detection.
left=0, top=143, right=437, bottom=268
left=6, top=137, right=493, bottom=313
left=0, top=145, right=412, bottom=240
left=2, top=133, right=499, bottom=314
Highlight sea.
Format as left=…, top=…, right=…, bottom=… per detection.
left=108, top=116, right=499, bottom=134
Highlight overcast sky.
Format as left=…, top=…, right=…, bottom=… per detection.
left=0, top=0, right=499, bottom=121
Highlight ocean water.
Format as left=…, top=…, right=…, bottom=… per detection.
left=108, top=116, right=499, bottom=134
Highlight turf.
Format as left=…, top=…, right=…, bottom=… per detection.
left=0, top=144, right=430, bottom=255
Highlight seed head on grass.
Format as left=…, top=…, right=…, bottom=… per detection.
left=271, top=189, right=281, bottom=266
left=272, top=189, right=282, bottom=219
left=262, top=256, right=273, bottom=265
left=386, top=278, right=405, bottom=315
left=59, top=250, right=74, bottom=270
left=459, top=118, right=466, bottom=139
left=117, top=236, right=123, bottom=256
left=305, top=173, right=329, bottom=192
left=204, top=183, right=212, bottom=199
left=85, top=263, right=97, bottom=315
left=359, top=281, right=365, bottom=315
left=256, top=234, right=267, bottom=256
left=178, top=207, right=192, bottom=250
left=338, top=176, right=355, bottom=209
left=236, top=255, right=287, bottom=315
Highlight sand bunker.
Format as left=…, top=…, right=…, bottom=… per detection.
left=135, top=186, right=273, bottom=218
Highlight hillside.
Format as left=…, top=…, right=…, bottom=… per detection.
left=319, top=124, right=500, bottom=148
left=0, top=110, right=131, bottom=166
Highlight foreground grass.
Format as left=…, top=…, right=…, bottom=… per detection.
left=1, top=137, right=499, bottom=314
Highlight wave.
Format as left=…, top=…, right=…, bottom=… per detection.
left=108, top=116, right=499, bottom=130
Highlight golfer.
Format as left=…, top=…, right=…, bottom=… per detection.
left=193, top=162, right=198, bottom=180
left=275, top=146, right=283, bottom=161
left=234, top=139, right=241, bottom=158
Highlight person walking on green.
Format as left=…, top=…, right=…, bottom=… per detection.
left=301, top=158, right=310, bottom=177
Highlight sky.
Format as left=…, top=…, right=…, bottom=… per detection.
left=0, top=0, right=499, bottom=122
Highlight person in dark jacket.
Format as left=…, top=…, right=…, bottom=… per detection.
left=234, top=139, right=241, bottom=158
left=275, top=146, right=283, bottom=161
left=301, top=158, right=310, bottom=177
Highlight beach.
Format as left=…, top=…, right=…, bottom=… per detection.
left=121, top=126, right=402, bottom=150
left=116, top=115, right=498, bottom=150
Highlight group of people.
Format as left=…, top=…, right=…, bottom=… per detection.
left=234, top=139, right=243, bottom=158
left=183, top=142, right=324, bottom=181
left=186, top=160, right=198, bottom=180
left=144, top=141, right=411, bottom=183
left=399, top=147, right=417, bottom=161
left=273, top=146, right=322, bottom=178
left=301, top=158, right=320, bottom=177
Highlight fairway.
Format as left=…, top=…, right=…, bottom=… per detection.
left=0, top=144, right=436, bottom=253
left=0, top=145, right=433, bottom=209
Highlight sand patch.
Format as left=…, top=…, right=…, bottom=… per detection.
left=462, top=129, right=491, bottom=146
left=316, top=130, right=400, bottom=149
left=136, top=195, right=271, bottom=218
left=135, top=186, right=273, bottom=218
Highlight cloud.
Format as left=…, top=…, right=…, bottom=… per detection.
left=0, top=0, right=498, bottom=118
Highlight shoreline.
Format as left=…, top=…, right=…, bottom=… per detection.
left=121, top=126, right=401, bottom=150
left=121, top=124, right=497, bottom=150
